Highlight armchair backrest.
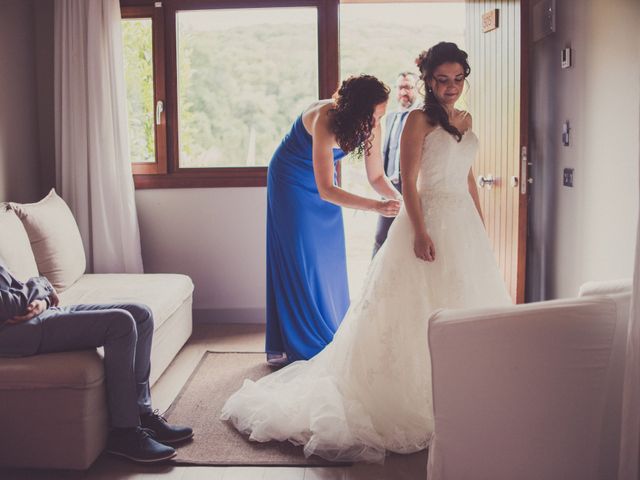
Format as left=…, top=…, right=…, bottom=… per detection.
left=427, top=296, right=623, bottom=480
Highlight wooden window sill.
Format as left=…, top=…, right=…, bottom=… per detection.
left=133, top=168, right=268, bottom=189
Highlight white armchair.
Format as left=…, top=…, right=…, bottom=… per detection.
left=427, top=281, right=631, bottom=480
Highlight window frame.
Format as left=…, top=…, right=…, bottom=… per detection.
left=121, top=5, right=168, bottom=176
left=121, top=0, right=339, bottom=189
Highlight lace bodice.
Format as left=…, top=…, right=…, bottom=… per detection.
left=417, top=126, right=478, bottom=196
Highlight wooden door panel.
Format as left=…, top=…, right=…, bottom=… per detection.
left=466, top=0, right=527, bottom=303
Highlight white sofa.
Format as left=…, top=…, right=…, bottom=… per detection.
left=0, top=195, right=194, bottom=470
left=427, top=279, right=632, bottom=480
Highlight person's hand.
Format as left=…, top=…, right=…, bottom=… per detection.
left=375, top=199, right=401, bottom=217
left=7, top=299, right=48, bottom=325
left=48, top=287, right=60, bottom=307
left=414, top=232, right=436, bottom=262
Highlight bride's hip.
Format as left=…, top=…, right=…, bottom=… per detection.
left=418, top=189, right=471, bottom=204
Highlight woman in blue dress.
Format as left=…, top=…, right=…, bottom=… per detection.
left=266, top=75, right=402, bottom=365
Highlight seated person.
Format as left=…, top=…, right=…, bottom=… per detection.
left=0, top=258, right=193, bottom=464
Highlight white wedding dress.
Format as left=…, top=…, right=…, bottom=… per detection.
left=221, top=126, right=512, bottom=463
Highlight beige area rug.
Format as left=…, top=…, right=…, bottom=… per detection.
left=164, top=351, right=345, bottom=466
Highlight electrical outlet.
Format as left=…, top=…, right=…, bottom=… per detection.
left=563, top=168, right=574, bottom=187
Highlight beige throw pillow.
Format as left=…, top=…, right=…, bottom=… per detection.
left=0, top=207, right=40, bottom=282
left=10, top=189, right=86, bottom=291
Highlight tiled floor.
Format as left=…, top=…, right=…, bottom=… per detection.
left=0, top=324, right=427, bottom=480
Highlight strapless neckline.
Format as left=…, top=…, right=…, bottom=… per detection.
left=424, top=125, right=476, bottom=148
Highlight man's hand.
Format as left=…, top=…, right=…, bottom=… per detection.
left=49, top=287, right=60, bottom=307
left=7, top=299, right=48, bottom=324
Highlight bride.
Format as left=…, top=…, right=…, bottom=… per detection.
left=221, top=42, right=512, bottom=464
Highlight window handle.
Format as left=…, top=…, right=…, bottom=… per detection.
left=156, top=100, right=164, bottom=125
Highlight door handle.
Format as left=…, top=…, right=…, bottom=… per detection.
left=477, top=174, right=495, bottom=189
left=156, top=100, right=164, bottom=126
left=521, top=146, right=529, bottom=194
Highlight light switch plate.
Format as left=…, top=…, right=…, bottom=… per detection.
left=562, top=120, right=570, bottom=146
left=561, top=47, right=572, bottom=68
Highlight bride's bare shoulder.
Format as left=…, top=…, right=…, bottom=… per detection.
left=405, top=109, right=433, bottom=134
left=455, top=109, right=473, bottom=131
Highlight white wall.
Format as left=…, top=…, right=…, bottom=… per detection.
left=527, top=0, right=640, bottom=300
left=0, top=0, right=41, bottom=203
left=34, top=0, right=55, bottom=195
left=135, top=187, right=267, bottom=322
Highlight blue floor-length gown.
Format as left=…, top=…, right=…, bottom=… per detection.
left=265, top=115, right=350, bottom=362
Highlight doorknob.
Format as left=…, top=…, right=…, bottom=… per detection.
left=477, top=174, right=495, bottom=189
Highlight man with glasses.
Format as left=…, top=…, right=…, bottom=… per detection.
left=372, top=71, right=419, bottom=256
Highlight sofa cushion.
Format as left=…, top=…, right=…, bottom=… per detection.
left=58, top=273, right=194, bottom=330
left=0, top=350, right=104, bottom=390
left=0, top=209, right=39, bottom=282
left=10, top=189, right=86, bottom=292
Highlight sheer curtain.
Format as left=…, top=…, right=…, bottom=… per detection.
left=54, top=0, right=143, bottom=273
left=619, top=89, right=640, bottom=479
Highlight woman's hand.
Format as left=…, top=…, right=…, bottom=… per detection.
left=7, top=299, right=48, bottom=325
left=414, top=232, right=436, bottom=262
left=375, top=198, right=401, bottom=217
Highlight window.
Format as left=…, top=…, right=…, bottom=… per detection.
left=122, top=5, right=167, bottom=176
left=176, top=8, right=318, bottom=168
left=123, top=17, right=155, bottom=164
left=121, top=0, right=338, bottom=189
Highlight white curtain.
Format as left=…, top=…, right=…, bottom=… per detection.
left=54, top=0, right=143, bottom=273
left=619, top=76, right=640, bottom=479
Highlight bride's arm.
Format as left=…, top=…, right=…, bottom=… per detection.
left=400, top=110, right=436, bottom=262
left=364, top=123, right=402, bottom=200
left=465, top=115, right=485, bottom=224
left=468, top=168, right=485, bottom=224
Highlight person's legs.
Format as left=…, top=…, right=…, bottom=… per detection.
left=373, top=215, right=395, bottom=257
left=372, top=181, right=402, bottom=257
left=38, top=306, right=142, bottom=427
left=66, top=303, right=154, bottom=419
left=36, top=304, right=184, bottom=462
left=58, top=303, right=193, bottom=444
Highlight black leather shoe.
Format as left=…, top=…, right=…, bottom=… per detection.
left=140, top=410, right=194, bottom=444
left=106, top=426, right=176, bottom=463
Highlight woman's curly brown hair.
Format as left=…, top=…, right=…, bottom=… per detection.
left=416, top=42, right=471, bottom=142
left=328, top=75, right=390, bottom=157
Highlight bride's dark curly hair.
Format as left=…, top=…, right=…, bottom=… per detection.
left=329, top=75, right=390, bottom=156
left=416, top=42, right=471, bottom=142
